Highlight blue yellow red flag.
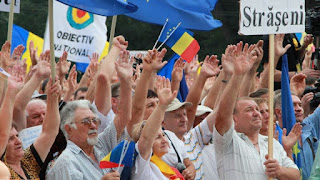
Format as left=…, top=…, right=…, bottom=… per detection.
left=12, top=24, right=44, bottom=73
left=158, top=24, right=199, bottom=63
left=99, top=140, right=135, bottom=169
left=57, top=0, right=138, bottom=16
left=126, top=0, right=222, bottom=31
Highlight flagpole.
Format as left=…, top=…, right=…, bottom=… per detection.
left=108, top=15, right=118, bottom=52
left=7, top=0, right=15, bottom=44
left=153, top=18, right=169, bottom=50
left=157, top=22, right=181, bottom=51
left=49, top=0, right=56, bottom=82
left=268, top=34, right=275, bottom=180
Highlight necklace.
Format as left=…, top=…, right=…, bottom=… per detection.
left=253, top=142, right=259, bottom=146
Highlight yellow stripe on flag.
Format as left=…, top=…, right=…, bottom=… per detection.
left=21, top=33, right=44, bottom=73
left=99, top=42, right=109, bottom=62
left=172, top=32, right=193, bottom=55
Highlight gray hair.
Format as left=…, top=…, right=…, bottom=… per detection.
left=25, top=99, right=47, bottom=118
left=60, top=100, right=99, bottom=139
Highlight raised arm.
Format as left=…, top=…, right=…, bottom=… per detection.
left=0, top=76, right=23, bottom=156
left=138, top=77, right=177, bottom=160
left=63, top=65, right=77, bottom=102
left=56, top=51, right=71, bottom=90
left=171, top=58, right=185, bottom=93
left=13, top=50, right=51, bottom=131
left=259, top=34, right=291, bottom=88
left=94, top=36, right=128, bottom=115
left=113, top=50, right=133, bottom=139
left=204, top=45, right=235, bottom=109
left=239, top=41, right=263, bottom=97
left=213, top=42, right=257, bottom=135
left=186, top=55, right=220, bottom=130
left=33, top=75, right=61, bottom=162
left=127, top=49, right=167, bottom=137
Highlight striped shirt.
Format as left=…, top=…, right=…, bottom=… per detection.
left=184, top=119, right=212, bottom=180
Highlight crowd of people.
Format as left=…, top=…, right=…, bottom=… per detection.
left=0, top=33, right=319, bottom=180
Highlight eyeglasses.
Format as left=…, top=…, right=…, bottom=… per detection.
left=72, top=117, right=101, bottom=127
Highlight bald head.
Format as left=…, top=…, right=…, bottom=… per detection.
left=26, top=99, right=47, bottom=128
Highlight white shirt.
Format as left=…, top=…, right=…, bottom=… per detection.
left=213, top=122, right=298, bottom=180
left=202, top=144, right=220, bottom=180
left=131, top=143, right=168, bottom=180
left=162, top=130, right=189, bottom=168
left=184, top=119, right=212, bottom=180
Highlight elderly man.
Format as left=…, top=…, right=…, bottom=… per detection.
left=274, top=92, right=320, bottom=180
left=25, top=99, right=47, bottom=128
left=47, top=36, right=132, bottom=180
left=211, top=43, right=300, bottom=180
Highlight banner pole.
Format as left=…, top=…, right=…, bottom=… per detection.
left=49, top=0, right=56, bottom=82
left=7, top=0, right=15, bottom=44
left=268, top=34, right=275, bottom=180
left=108, top=15, right=118, bottom=52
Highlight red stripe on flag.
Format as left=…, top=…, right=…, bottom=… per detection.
left=99, top=161, right=123, bottom=169
left=180, top=40, right=200, bottom=63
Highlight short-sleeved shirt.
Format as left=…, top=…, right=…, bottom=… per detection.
left=1, top=144, right=43, bottom=179
left=184, top=119, right=212, bottom=180
left=47, top=122, right=125, bottom=180
left=213, top=122, right=298, bottom=180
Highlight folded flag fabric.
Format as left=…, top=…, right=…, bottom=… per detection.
left=158, top=23, right=199, bottom=63
left=12, top=24, right=44, bottom=73
left=150, top=155, right=185, bottom=180
left=57, top=0, right=138, bottom=16
left=100, top=140, right=135, bottom=169
left=126, top=0, right=222, bottom=31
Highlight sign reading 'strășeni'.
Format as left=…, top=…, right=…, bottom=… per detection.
left=239, top=0, right=305, bottom=35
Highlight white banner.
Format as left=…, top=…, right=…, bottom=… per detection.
left=0, top=0, right=20, bottom=13
left=239, top=0, right=305, bottom=35
left=44, top=1, right=107, bottom=63
left=18, top=125, right=42, bottom=150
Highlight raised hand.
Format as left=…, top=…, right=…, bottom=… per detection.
left=301, top=92, right=313, bottom=117
left=35, top=50, right=51, bottom=80
left=142, top=49, right=167, bottom=72
left=233, top=41, right=257, bottom=76
left=221, top=45, right=236, bottom=76
left=302, top=34, right=314, bottom=48
left=251, top=40, right=264, bottom=70
left=0, top=41, right=18, bottom=71
left=171, top=58, right=185, bottom=83
left=281, top=123, right=302, bottom=152
left=200, top=55, right=220, bottom=78
left=112, top=35, right=128, bottom=51
left=290, top=73, right=307, bottom=97
left=29, top=41, right=39, bottom=66
left=156, top=76, right=177, bottom=107
left=275, top=34, right=291, bottom=58
left=115, top=50, right=133, bottom=81
left=67, top=65, right=78, bottom=93
left=302, top=49, right=312, bottom=70
left=7, top=75, right=24, bottom=95
left=185, top=54, right=202, bottom=77
left=56, top=51, right=71, bottom=76
left=47, top=75, right=62, bottom=98
left=12, top=45, right=25, bottom=61
left=89, top=52, right=99, bottom=63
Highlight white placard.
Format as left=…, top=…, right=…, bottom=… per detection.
left=18, top=125, right=42, bottom=150
left=239, top=0, right=305, bottom=35
left=44, top=1, right=107, bottom=63
left=0, top=0, right=20, bottom=13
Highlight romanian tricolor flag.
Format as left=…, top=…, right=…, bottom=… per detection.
left=100, top=140, right=135, bottom=169
left=150, top=155, right=185, bottom=180
left=12, top=24, right=44, bottom=73
left=159, top=22, right=200, bottom=63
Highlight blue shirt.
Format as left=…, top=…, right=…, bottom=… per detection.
left=300, top=107, right=320, bottom=180
left=47, top=122, right=125, bottom=180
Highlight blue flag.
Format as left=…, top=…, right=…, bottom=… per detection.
left=157, top=54, right=189, bottom=102
left=281, top=54, right=296, bottom=134
left=57, top=0, right=138, bottom=16
left=126, top=0, right=222, bottom=31
left=281, top=54, right=302, bottom=171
